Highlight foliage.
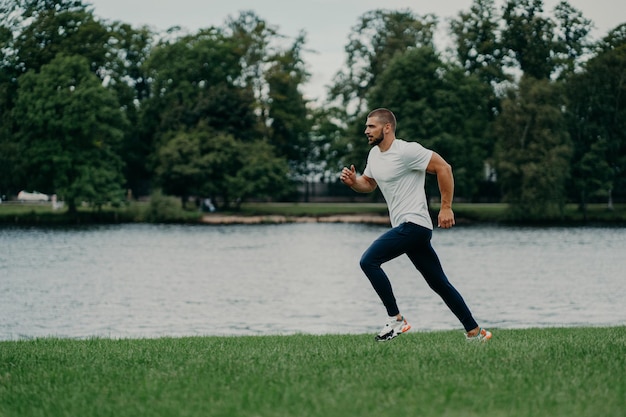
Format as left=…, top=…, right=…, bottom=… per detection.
left=155, top=127, right=291, bottom=209
left=146, top=190, right=198, bottom=223
left=450, top=0, right=508, bottom=85
left=329, top=9, right=437, bottom=118
left=141, top=27, right=258, bottom=143
left=265, top=33, right=313, bottom=178
left=552, top=0, right=594, bottom=78
left=367, top=47, right=494, bottom=199
left=565, top=33, right=626, bottom=214
left=500, top=0, right=592, bottom=80
left=12, top=54, right=128, bottom=212
left=221, top=139, right=292, bottom=207
left=494, top=77, right=572, bottom=220
left=501, top=0, right=558, bottom=79
left=0, top=0, right=624, bottom=218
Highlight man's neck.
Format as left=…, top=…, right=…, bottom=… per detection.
left=377, top=135, right=396, bottom=152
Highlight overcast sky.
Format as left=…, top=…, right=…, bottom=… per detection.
left=86, top=0, right=624, bottom=101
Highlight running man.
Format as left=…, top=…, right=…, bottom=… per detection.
left=340, top=108, right=491, bottom=342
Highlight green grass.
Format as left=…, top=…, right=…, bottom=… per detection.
left=1, top=327, right=624, bottom=417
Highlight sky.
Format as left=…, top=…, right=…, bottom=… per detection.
left=86, top=0, right=624, bottom=101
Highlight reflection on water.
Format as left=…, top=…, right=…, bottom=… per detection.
left=1, top=223, right=625, bottom=340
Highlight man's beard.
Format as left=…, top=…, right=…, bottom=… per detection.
left=369, top=134, right=383, bottom=146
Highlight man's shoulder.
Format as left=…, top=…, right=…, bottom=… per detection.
left=395, top=139, right=429, bottom=154
left=395, top=138, right=421, bottom=146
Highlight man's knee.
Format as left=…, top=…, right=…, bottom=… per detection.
left=359, top=252, right=376, bottom=272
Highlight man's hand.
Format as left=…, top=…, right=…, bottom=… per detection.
left=340, top=165, right=357, bottom=187
left=438, top=207, right=456, bottom=229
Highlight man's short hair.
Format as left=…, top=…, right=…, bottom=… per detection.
left=368, top=108, right=396, bottom=132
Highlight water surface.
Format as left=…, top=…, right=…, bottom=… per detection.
left=1, top=223, right=624, bottom=339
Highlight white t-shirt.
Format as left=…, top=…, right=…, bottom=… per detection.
left=363, top=139, right=433, bottom=229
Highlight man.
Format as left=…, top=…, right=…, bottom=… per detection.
left=340, top=108, right=491, bottom=342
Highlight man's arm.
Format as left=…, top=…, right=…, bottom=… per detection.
left=426, top=152, right=455, bottom=229
left=340, top=165, right=377, bottom=193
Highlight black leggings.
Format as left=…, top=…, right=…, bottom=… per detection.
left=360, top=222, right=478, bottom=332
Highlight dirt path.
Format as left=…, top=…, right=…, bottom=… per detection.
left=200, top=214, right=390, bottom=225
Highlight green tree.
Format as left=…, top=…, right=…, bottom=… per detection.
left=1, top=0, right=156, bottom=199
left=500, top=0, right=593, bottom=81
left=225, top=10, right=278, bottom=129
left=501, top=0, right=557, bottom=79
left=367, top=47, right=494, bottom=200
left=1, top=0, right=103, bottom=196
left=329, top=9, right=437, bottom=118
left=13, top=0, right=109, bottom=74
left=327, top=9, right=438, bottom=187
left=494, top=77, right=572, bottom=220
left=155, top=127, right=290, bottom=209
left=308, top=106, right=347, bottom=181
left=225, top=11, right=314, bottom=183
left=144, top=12, right=315, bottom=202
left=12, top=54, right=127, bottom=212
left=154, top=130, right=207, bottom=208
left=142, top=27, right=257, bottom=142
left=265, top=33, right=312, bottom=177
left=104, top=22, right=156, bottom=197
left=565, top=25, right=626, bottom=213
left=450, top=0, right=508, bottom=86
left=139, top=25, right=259, bottom=202
left=0, top=1, right=17, bottom=196
left=222, top=139, right=292, bottom=208
left=552, top=0, right=593, bottom=78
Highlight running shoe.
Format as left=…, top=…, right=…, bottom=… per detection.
left=465, top=328, right=492, bottom=342
left=375, top=316, right=411, bottom=341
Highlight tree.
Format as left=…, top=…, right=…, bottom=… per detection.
left=307, top=106, right=347, bottom=181
left=144, top=11, right=315, bottom=201
left=367, top=47, right=494, bottom=200
left=494, top=77, right=572, bottom=220
left=450, top=0, right=508, bottom=86
left=142, top=27, right=258, bottom=141
left=0, top=1, right=18, bottom=196
left=139, top=25, right=260, bottom=201
left=154, top=130, right=207, bottom=208
left=225, top=10, right=279, bottom=127
left=1, top=0, right=107, bottom=197
left=222, top=139, right=292, bottom=208
left=565, top=25, right=626, bottom=213
left=12, top=54, right=127, bottom=213
left=326, top=9, right=439, bottom=189
left=155, top=126, right=290, bottom=209
left=13, top=0, right=110, bottom=75
left=265, top=32, right=312, bottom=177
left=225, top=11, right=315, bottom=182
left=329, top=9, right=437, bottom=118
left=552, top=0, right=593, bottom=78
left=501, top=0, right=557, bottom=79
left=104, top=22, right=156, bottom=197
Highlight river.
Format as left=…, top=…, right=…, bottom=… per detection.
left=1, top=223, right=624, bottom=340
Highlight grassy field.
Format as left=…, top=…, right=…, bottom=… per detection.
left=1, top=327, right=624, bottom=417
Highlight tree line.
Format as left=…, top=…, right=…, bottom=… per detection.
left=0, top=0, right=624, bottom=219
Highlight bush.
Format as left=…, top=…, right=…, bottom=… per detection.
left=146, top=191, right=198, bottom=223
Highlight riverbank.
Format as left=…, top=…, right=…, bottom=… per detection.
left=1, top=201, right=624, bottom=225
left=200, top=213, right=392, bottom=225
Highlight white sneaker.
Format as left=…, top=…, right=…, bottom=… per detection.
left=375, top=316, right=411, bottom=341
left=465, top=328, right=492, bottom=342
